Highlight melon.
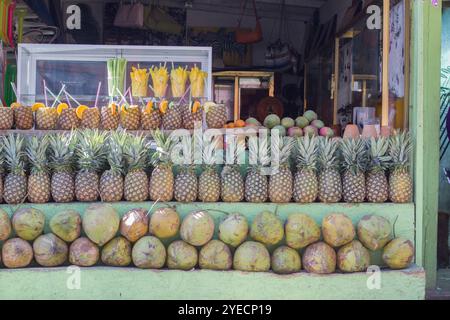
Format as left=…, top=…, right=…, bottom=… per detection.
left=82, top=203, right=120, bottom=246
left=285, top=213, right=321, bottom=249
left=246, top=117, right=261, bottom=126
left=33, top=233, right=68, bottom=267
left=281, top=117, right=295, bottom=129
left=233, top=241, right=270, bottom=272
left=12, top=208, right=45, bottom=241
left=319, top=127, right=335, bottom=138
left=322, top=213, right=355, bottom=247
left=311, top=119, right=325, bottom=129
left=167, top=240, right=198, bottom=270
left=101, top=236, right=132, bottom=267
left=263, top=114, right=281, bottom=129
left=120, top=208, right=149, bottom=243
left=180, top=210, right=215, bottom=246
left=382, top=238, right=414, bottom=269
left=272, top=125, right=287, bottom=137
left=288, top=127, right=303, bottom=137
left=0, top=209, right=12, bottom=241
left=132, top=236, right=166, bottom=269
left=295, top=116, right=309, bottom=129
left=337, top=240, right=371, bottom=273
left=49, top=210, right=82, bottom=242
left=271, top=246, right=301, bottom=274
left=1, top=238, right=33, bottom=268
left=250, top=211, right=284, bottom=246
left=302, top=242, right=336, bottom=274
left=304, top=110, right=318, bottom=122
left=303, top=125, right=318, bottom=137
left=149, top=207, right=180, bottom=239
left=69, top=237, right=100, bottom=267
left=199, top=240, right=232, bottom=270
left=218, top=213, right=249, bottom=247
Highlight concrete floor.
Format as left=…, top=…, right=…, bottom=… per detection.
left=427, top=269, right=450, bottom=300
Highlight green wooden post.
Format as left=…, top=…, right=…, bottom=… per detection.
left=410, top=0, right=442, bottom=289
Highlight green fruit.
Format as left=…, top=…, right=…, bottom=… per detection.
left=199, top=240, right=232, bottom=270
left=304, top=110, right=318, bottom=122
left=132, top=236, right=166, bottom=269
left=357, top=215, right=392, bottom=251
left=49, top=210, right=82, bottom=242
left=285, top=213, right=321, bottom=249
left=1, top=238, right=33, bottom=268
left=382, top=238, right=414, bottom=269
left=12, top=208, right=45, bottom=241
left=295, top=116, right=309, bottom=129
left=246, top=117, right=261, bottom=126
left=82, top=203, right=120, bottom=246
left=180, top=210, right=215, bottom=246
left=149, top=207, right=180, bottom=239
left=264, top=114, right=281, bottom=129
left=0, top=209, right=12, bottom=241
left=272, top=125, right=286, bottom=137
left=69, top=237, right=100, bottom=267
left=281, top=117, right=295, bottom=129
left=337, top=240, right=370, bottom=272
left=33, top=233, right=68, bottom=267
left=218, top=213, right=249, bottom=247
left=101, top=236, right=132, bottom=267
left=233, top=241, right=270, bottom=272
left=167, top=240, right=198, bottom=270
left=250, top=211, right=284, bottom=246
left=322, top=213, right=355, bottom=247
left=120, top=208, right=149, bottom=243
left=303, top=242, right=336, bottom=274
left=271, top=246, right=301, bottom=274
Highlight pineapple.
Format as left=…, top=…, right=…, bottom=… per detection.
left=26, top=135, right=51, bottom=203
left=221, top=136, right=244, bottom=202
left=182, top=102, right=203, bottom=130
left=293, top=135, right=319, bottom=203
left=101, top=104, right=120, bottom=130
left=2, top=134, right=28, bottom=204
left=81, top=107, right=101, bottom=129
left=120, top=105, right=141, bottom=130
left=268, top=136, right=294, bottom=203
left=141, top=102, right=161, bottom=130
left=75, top=129, right=108, bottom=202
left=0, top=106, right=14, bottom=129
left=149, top=129, right=174, bottom=201
left=0, top=144, right=4, bottom=203
left=341, top=138, right=367, bottom=203
left=366, top=137, right=391, bottom=203
left=35, top=107, right=58, bottom=130
left=198, top=136, right=221, bottom=202
left=58, top=108, right=80, bottom=130
left=49, top=132, right=77, bottom=203
left=123, top=133, right=149, bottom=201
left=318, top=137, right=342, bottom=203
left=100, top=130, right=128, bottom=202
left=173, top=134, right=198, bottom=202
left=245, top=136, right=270, bottom=203
left=205, top=102, right=227, bottom=129
left=389, top=131, right=413, bottom=203
left=161, top=102, right=182, bottom=130
left=12, top=104, right=33, bottom=129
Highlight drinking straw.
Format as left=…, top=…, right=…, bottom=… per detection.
left=63, top=89, right=81, bottom=106
left=51, top=84, right=66, bottom=108
left=65, top=92, right=72, bottom=108
left=116, top=88, right=130, bottom=108
left=46, top=87, right=63, bottom=105
left=94, top=81, right=102, bottom=108
left=129, top=88, right=133, bottom=105
left=10, top=82, right=19, bottom=103
left=148, top=83, right=155, bottom=96
left=178, top=83, right=192, bottom=105
left=43, top=80, right=48, bottom=107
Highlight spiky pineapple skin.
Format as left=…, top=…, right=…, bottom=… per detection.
left=366, top=171, right=389, bottom=203
left=58, top=109, right=80, bottom=130
left=162, top=106, right=183, bottom=130
left=182, top=106, right=203, bottom=130
left=0, top=107, right=14, bottom=129
left=206, top=104, right=227, bottom=129
left=51, top=172, right=75, bottom=203
left=0, top=175, right=3, bottom=203
left=100, top=171, right=124, bottom=202
left=174, top=170, right=198, bottom=202
left=149, top=165, right=174, bottom=202
left=389, top=170, right=412, bottom=203
left=3, top=174, right=27, bottom=204
left=81, top=108, right=101, bottom=129
left=28, top=172, right=51, bottom=203
left=269, top=165, right=293, bottom=203
left=318, top=169, right=342, bottom=203
left=221, top=166, right=244, bottom=202
left=101, top=106, right=119, bottom=130
left=293, top=169, right=318, bottom=203
left=141, top=111, right=161, bottom=130
left=124, top=170, right=148, bottom=202
left=245, top=170, right=268, bottom=203
left=35, top=108, right=58, bottom=130
left=198, top=168, right=221, bottom=202
left=75, top=171, right=99, bottom=202
left=14, top=106, right=33, bottom=129
left=342, top=171, right=365, bottom=203
left=120, top=107, right=141, bottom=130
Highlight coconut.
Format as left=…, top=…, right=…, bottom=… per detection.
left=49, top=210, right=82, bottom=242
left=303, top=125, right=318, bottom=137
left=272, top=125, right=287, bottom=137
left=281, top=117, right=295, bottom=129
left=382, top=238, right=414, bottom=269
left=319, top=127, right=335, bottom=138
left=357, top=215, right=392, bottom=251
left=180, top=210, right=215, bottom=246
left=82, top=203, right=120, bottom=246
left=337, top=240, right=370, bottom=273
left=33, top=233, right=68, bottom=267
left=199, top=240, right=232, bottom=270
left=69, top=237, right=100, bottom=267
left=271, top=246, right=301, bottom=274
left=295, top=116, right=309, bottom=129
left=0, top=209, right=12, bottom=241
left=233, top=241, right=270, bottom=272
left=132, top=236, right=166, bottom=269
left=304, top=110, right=318, bottom=122
left=288, top=127, right=303, bottom=137
left=302, top=242, right=336, bottom=274
left=101, top=236, right=132, bottom=267
left=167, top=240, right=198, bottom=270
left=120, top=208, right=149, bottom=243
left=285, top=213, right=321, bottom=249
left=149, top=207, right=181, bottom=239
left=12, top=208, right=45, bottom=241
left=250, top=211, right=284, bottom=246
left=322, top=213, right=355, bottom=247
left=218, top=213, right=249, bottom=247
left=1, top=238, right=33, bottom=268
left=311, top=119, right=325, bottom=129
left=264, top=114, right=281, bottom=129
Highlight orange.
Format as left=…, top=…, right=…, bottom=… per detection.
left=120, top=104, right=129, bottom=114
left=76, top=105, right=89, bottom=119
left=32, top=103, right=45, bottom=112
left=192, top=101, right=201, bottom=113
left=10, top=102, right=22, bottom=109
left=227, top=123, right=235, bottom=129
left=56, top=103, right=69, bottom=115
left=235, top=119, right=245, bottom=128
left=159, top=100, right=169, bottom=114
left=144, top=101, right=154, bottom=114
left=109, top=103, right=118, bottom=116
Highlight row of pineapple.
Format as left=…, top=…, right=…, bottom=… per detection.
left=0, top=129, right=412, bottom=205
left=0, top=102, right=228, bottom=131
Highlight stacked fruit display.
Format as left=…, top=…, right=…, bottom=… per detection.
left=0, top=206, right=414, bottom=273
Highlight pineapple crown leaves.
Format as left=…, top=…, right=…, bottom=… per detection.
left=1, top=134, right=27, bottom=175
left=271, top=136, right=294, bottom=166
left=75, top=129, right=108, bottom=173
left=49, top=131, right=78, bottom=172
left=248, top=135, right=271, bottom=170
left=124, top=133, right=150, bottom=172
left=0, top=144, right=4, bottom=175
left=367, top=136, right=392, bottom=173
left=340, top=138, right=368, bottom=175
left=151, top=129, right=175, bottom=166
left=318, top=137, right=340, bottom=171
left=26, top=135, right=50, bottom=174
left=224, top=134, right=246, bottom=167
left=389, top=130, right=412, bottom=172
left=106, top=130, right=129, bottom=175
left=295, top=134, right=318, bottom=172
left=202, top=135, right=220, bottom=168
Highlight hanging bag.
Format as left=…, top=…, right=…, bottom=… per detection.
left=114, top=0, right=145, bottom=29
left=235, top=0, right=263, bottom=44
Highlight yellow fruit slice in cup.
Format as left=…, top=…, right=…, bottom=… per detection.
left=56, top=103, right=69, bottom=115
left=76, top=105, right=89, bottom=119
left=10, top=102, right=22, bottom=109
left=109, top=103, right=118, bottom=116
left=192, top=101, right=201, bottom=113
left=159, top=100, right=169, bottom=114
left=144, top=101, right=154, bottom=114
left=32, top=103, right=46, bottom=112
